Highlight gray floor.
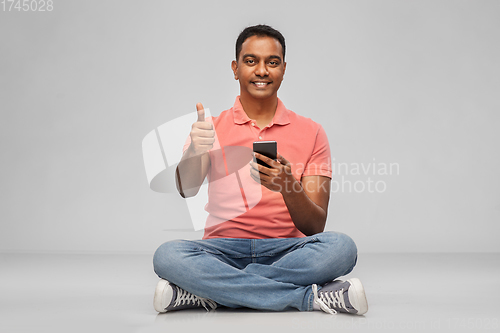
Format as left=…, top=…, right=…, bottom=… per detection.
left=1, top=253, right=499, bottom=333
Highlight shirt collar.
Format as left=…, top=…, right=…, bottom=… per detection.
left=232, top=96, right=290, bottom=126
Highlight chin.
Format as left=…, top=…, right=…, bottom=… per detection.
left=249, top=91, right=275, bottom=100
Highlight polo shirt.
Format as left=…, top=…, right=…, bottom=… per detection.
left=183, top=96, right=332, bottom=239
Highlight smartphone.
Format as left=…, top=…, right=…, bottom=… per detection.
left=253, top=141, right=277, bottom=169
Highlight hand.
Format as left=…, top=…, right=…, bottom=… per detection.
left=189, top=103, right=215, bottom=155
left=249, top=153, right=297, bottom=193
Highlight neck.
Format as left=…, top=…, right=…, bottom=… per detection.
left=239, top=93, right=278, bottom=126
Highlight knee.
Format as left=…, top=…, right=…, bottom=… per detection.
left=320, top=232, right=358, bottom=270
left=337, top=232, right=358, bottom=266
left=152, top=240, right=185, bottom=278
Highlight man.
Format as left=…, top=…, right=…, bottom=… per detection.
left=152, top=24, right=368, bottom=315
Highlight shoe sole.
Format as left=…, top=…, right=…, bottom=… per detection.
left=153, top=279, right=170, bottom=313
left=347, top=278, right=368, bottom=315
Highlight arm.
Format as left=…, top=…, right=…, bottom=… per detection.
left=250, top=153, right=330, bottom=236
left=175, top=146, right=210, bottom=198
left=280, top=175, right=330, bottom=236
left=175, top=103, right=214, bottom=198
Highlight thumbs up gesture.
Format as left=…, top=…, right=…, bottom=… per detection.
left=190, top=103, right=215, bottom=155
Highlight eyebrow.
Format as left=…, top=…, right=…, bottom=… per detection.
left=242, top=54, right=282, bottom=61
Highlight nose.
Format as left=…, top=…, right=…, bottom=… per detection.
left=254, top=61, right=269, bottom=77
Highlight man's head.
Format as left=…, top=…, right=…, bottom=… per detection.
left=232, top=25, right=287, bottom=102
left=235, top=24, right=286, bottom=62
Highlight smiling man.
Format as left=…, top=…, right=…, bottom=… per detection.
left=152, top=24, right=368, bottom=315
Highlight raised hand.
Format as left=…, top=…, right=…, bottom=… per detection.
left=190, top=102, right=215, bottom=155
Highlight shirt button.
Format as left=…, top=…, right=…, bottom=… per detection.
left=251, top=123, right=255, bottom=127
left=258, top=136, right=263, bottom=140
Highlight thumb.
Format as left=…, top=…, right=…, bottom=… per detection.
left=196, top=102, right=205, bottom=122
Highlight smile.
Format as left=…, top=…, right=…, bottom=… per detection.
left=252, top=82, right=270, bottom=87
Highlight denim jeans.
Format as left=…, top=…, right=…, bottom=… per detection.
left=152, top=231, right=357, bottom=312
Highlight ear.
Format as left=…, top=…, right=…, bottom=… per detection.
left=231, top=60, right=238, bottom=80
left=283, top=61, right=287, bottom=75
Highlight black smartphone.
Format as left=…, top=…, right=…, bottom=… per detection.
left=253, top=141, right=277, bottom=169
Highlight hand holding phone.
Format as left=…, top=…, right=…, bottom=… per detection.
left=251, top=141, right=295, bottom=193
left=253, top=141, right=277, bottom=169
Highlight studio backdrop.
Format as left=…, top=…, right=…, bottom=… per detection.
left=1, top=0, right=499, bottom=254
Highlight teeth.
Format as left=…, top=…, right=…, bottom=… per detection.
left=254, top=82, right=267, bottom=86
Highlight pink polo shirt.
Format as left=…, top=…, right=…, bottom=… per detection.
left=183, top=96, right=332, bottom=239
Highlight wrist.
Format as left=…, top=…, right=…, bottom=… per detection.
left=280, top=174, right=302, bottom=197
left=184, top=143, right=207, bottom=160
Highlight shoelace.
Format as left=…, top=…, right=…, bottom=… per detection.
left=172, top=285, right=217, bottom=311
left=312, top=284, right=348, bottom=315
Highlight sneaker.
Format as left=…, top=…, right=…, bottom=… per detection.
left=312, top=278, right=368, bottom=315
left=153, top=279, right=217, bottom=313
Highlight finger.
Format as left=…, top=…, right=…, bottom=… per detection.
left=195, top=137, right=215, bottom=145
left=249, top=161, right=266, bottom=177
left=277, top=153, right=290, bottom=166
left=255, top=152, right=278, bottom=168
left=250, top=172, right=261, bottom=184
left=193, top=122, right=215, bottom=132
left=196, top=102, right=205, bottom=122
left=250, top=169, right=264, bottom=184
left=251, top=161, right=273, bottom=179
left=249, top=161, right=263, bottom=174
left=197, top=144, right=214, bottom=151
left=196, top=132, right=215, bottom=140
left=249, top=163, right=257, bottom=176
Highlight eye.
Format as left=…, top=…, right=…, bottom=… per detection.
left=245, top=59, right=255, bottom=64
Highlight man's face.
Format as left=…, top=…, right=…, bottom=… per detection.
left=231, top=35, right=286, bottom=101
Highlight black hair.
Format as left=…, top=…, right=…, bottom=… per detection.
left=235, top=24, right=286, bottom=62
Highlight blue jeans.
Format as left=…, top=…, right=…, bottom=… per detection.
left=152, top=231, right=357, bottom=311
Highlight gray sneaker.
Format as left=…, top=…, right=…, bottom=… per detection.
left=153, top=279, right=217, bottom=313
left=312, top=278, right=368, bottom=315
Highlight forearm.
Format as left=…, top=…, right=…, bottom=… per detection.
left=281, top=178, right=327, bottom=236
left=175, top=145, right=209, bottom=198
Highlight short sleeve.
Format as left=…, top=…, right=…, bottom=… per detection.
left=302, top=124, right=332, bottom=178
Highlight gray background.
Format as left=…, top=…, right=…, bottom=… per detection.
left=1, top=0, right=499, bottom=254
